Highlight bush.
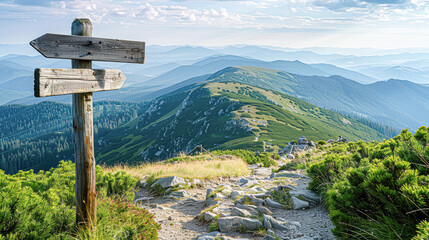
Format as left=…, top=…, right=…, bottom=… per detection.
left=307, top=129, right=429, bottom=240
left=0, top=161, right=160, bottom=239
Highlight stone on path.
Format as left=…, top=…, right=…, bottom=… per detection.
left=264, top=198, right=284, bottom=209
left=291, top=197, right=310, bottom=210
left=257, top=206, right=273, bottom=215
left=217, top=216, right=263, bottom=233
left=254, top=167, right=272, bottom=176
left=204, top=211, right=217, bottom=222
left=263, top=214, right=299, bottom=231
left=151, top=176, right=185, bottom=188
left=231, top=207, right=252, bottom=217
left=241, top=180, right=259, bottom=188
left=237, top=195, right=264, bottom=206
left=273, top=171, right=306, bottom=179
left=230, top=191, right=244, bottom=200
left=235, top=203, right=259, bottom=216
left=167, top=189, right=189, bottom=199
left=289, top=190, right=320, bottom=205
left=206, top=197, right=219, bottom=207
left=197, top=231, right=250, bottom=240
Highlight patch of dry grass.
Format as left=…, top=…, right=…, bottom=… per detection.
left=103, top=156, right=250, bottom=180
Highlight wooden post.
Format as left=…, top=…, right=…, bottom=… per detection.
left=71, top=18, right=96, bottom=228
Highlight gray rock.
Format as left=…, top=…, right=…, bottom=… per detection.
left=289, top=190, right=320, bottom=205
left=274, top=171, right=305, bottom=179
left=137, top=179, right=148, bottom=188
left=151, top=176, right=185, bottom=188
left=231, top=191, right=244, bottom=200
left=221, top=186, right=233, bottom=196
left=277, top=184, right=298, bottom=191
left=291, top=197, right=310, bottom=210
left=206, top=188, right=214, bottom=200
left=263, top=215, right=298, bottom=231
left=287, top=154, right=295, bottom=159
left=237, top=195, right=264, bottom=206
left=254, top=167, right=272, bottom=176
left=206, top=197, right=219, bottom=207
left=214, top=192, right=224, bottom=199
left=204, top=211, right=217, bottom=222
left=217, top=216, right=263, bottom=233
left=248, top=164, right=261, bottom=168
left=235, top=203, right=259, bottom=216
left=197, top=231, right=220, bottom=240
left=231, top=207, right=252, bottom=217
left=235, top=178, right=249, bottom=186
left=242, top=180, right=259, bottom=188
left=264, top=198, right=284, bottom=209
left=252, top=193, right=271, bottom=198
left=293, top=236, right=316, bottom=240
left=263, top=234, right=277, bottom=240
left=257, top=206, right=273, bottom=215
left=193, top=178, right=204, bottom=187
left=168, top=189, right=189, bottom=198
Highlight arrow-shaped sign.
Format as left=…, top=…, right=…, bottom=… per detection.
left=35, top=68, right=126, bottom=97
left=30, top=34, right=145, bottom=63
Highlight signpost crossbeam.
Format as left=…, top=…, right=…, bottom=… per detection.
left=30, top=33, right=145, bottom=63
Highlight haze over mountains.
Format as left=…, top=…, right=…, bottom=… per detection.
left=3, top=44, right=429, bottom=130
left=2, top=43, right=429, bottom=172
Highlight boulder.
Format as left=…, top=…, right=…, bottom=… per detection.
left=235, top=178, right=249, bottom=186
left=287, top=154, right=295, bottom=159
left=274, top=171, right=305, bottom=179
left=291, top=197, right=310, bottom=210
left=235, top=203, right=259, bottom=216
left=217, top=216, right=263, bottom=233
left=263, top=215, right=299, bottom=231
left=206, top=188, right=214, bottom=200
left=231, top=207, right=252, bottom=217
left=248, top=164, right=261, bottom=169
left=237, top=195, right=264, bottom=206
left=289, top=190, right=320, bottom=205
left=151, top=176, right=185, bottom=188
left=254, top=168, right=272, bottom=176
left=136, top=179, right=148, bottom=188
left=206, top=197, right=219, bottom=207
left=298, top=136, right=308, bottom=145
left=220, top=186, right=233, bottom=196
left=241, top=180, right=259, bottom=188
left=167, top=189, right=189, bottom=199
left=203, top=211, right=217, bottom=222
left=257, top=206, right=273, bottom=215
left=230, top=191, right=244, bottom=200
left=264, top=198, right=284, bottom=209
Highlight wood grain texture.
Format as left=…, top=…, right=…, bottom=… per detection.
left=30, top=33, right=145, bottom=63
left=34, top=68, right=125, bottom=97
left=71, top=18, right=97, bottom=228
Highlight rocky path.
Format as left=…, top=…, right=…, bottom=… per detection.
left=135, top=164, right=336, bottom=240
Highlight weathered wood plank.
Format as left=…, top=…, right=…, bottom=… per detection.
left=34, top=68, right=125, bottom=97
left=30, top=33, right=145, bottom=63
left=71, top=18, right=96, bottom=229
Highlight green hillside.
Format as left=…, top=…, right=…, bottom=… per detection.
left=0, top=101, right=147, bottom=174
left=206, top=66, right=429, bottom=130
left=97, top=81, right=387, bottom=165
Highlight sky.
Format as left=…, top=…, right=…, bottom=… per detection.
left=1, top=0, right=429, bottom=49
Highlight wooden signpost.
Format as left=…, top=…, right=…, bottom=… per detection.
left=30, top=18, right=145, bottom=228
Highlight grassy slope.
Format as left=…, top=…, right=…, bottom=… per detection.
left=97, top=81, right=385, bottom=165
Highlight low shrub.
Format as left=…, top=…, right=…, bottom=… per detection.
left=307, top=129, right=429, bottom=239
left=0, top=161, right=160, bottom=239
